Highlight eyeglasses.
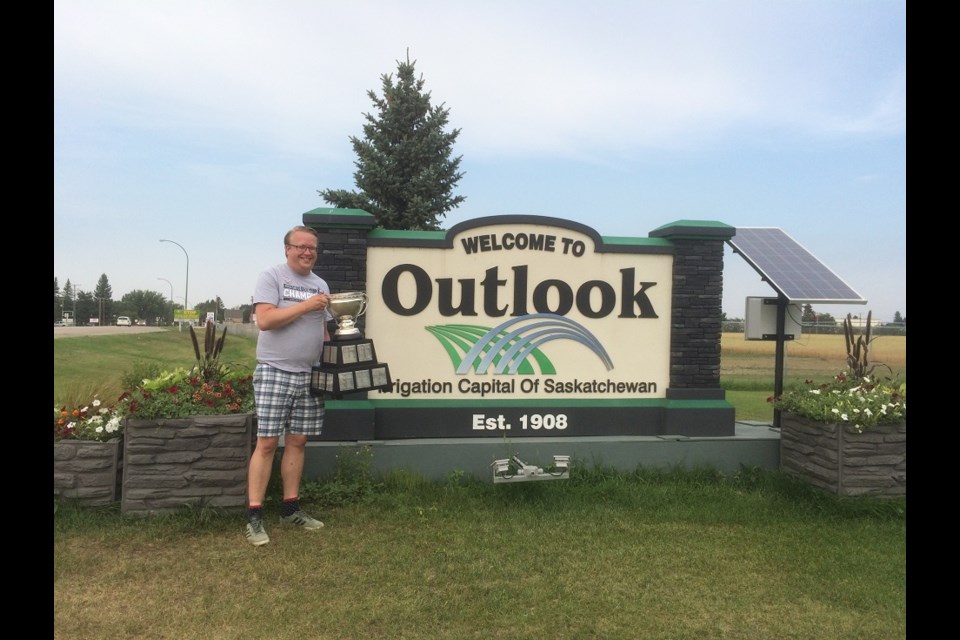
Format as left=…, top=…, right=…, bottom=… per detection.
left=287, top=243, right=318, bottom=253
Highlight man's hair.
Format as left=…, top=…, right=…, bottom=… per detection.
left=283, top=225, right=319, bottom=245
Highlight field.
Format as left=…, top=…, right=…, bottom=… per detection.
left=721, top=332, right=906, bottom=383
left=720, top=332, right=906, bottom=421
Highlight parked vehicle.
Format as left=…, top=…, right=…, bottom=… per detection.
left=117, top=316, right=132, bottom=326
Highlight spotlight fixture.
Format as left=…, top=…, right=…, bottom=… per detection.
left=491, top=455, right=572, bottom=483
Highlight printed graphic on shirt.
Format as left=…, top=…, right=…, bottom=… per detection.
left=283, top=283, right=321, bottom=302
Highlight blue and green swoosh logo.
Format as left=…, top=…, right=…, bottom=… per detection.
left=426, top=313, right=614, bottom=375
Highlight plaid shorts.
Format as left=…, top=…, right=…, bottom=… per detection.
left=253, top=363, right=325, bottom=437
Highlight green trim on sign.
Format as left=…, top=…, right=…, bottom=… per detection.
left=367, top=229, right=447, bottom=241
left=663, top=399, right=736, bottom=410
left=360, top=398, right=669, bottom=409
left=303, top=208, right=375, bottom=218
left=651, top=219, right=735, bottom=231
left=324, top=400, right=376, bottom=410
left=600, top=236, right=673, bottom=247
left=648, top=219, right=736, bottom=241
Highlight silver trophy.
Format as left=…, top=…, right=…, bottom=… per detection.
left=327, top=291, right=368, bottom=339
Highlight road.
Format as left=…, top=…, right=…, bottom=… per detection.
left=54, top=325, right=170, bottom=339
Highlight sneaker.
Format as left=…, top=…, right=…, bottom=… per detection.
left=281, top=509, right=325, bottom=530
left=245, top=518, right=270, bottom=546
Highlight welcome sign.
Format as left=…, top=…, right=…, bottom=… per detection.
left=307, top=210, right=735, bottom=440
left=365, top=216, right=674, bottom=403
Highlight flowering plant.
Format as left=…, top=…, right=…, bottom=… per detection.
left=773, top=311, right=906, bottom=433
left=773, top=372, right=906, bottom=433
left=117, top=322, right=254, bottom=419
left=118, top=366, right=254, bottom=419
left=54, top=397, right=124, bottom=442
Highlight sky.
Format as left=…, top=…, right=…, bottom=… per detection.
left=54, top=0, right=906, bottom=323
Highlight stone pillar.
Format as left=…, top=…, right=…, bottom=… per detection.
left=302, top=208, right=380, bottom=423
left=649, top=220, right=735, bottom=402
left=303, top=208, right=378, bottom=333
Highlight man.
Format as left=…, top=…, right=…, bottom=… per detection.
left=245, top=225, right=332, bottom=547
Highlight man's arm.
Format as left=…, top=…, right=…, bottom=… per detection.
left=255, top=293, right=330, bottom=331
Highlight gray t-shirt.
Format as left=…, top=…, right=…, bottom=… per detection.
left=253, top=263, right=332, bottom=373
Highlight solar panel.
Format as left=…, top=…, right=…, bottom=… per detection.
left=727, top=227, right=866, bottom=305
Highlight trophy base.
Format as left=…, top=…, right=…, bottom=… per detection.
left=311, top=338, right=392, bottom=399
left=334, top=328, right=363, bottom=340
left=310, top=362, right=392, bottom=398
left=321, top=338, right=378, bottom=367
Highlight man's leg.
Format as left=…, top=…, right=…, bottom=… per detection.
left=278, top=433, right=323, bottom=529
left=248, top=436, right=280, bottom=506
left=245, top=435, right=280, bottom=546
left=279, top=433, right=307, bottom=501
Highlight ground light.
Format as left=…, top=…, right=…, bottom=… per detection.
left=491, top=455, right=570, bottom=483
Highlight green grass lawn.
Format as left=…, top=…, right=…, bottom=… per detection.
left=54, top=329, right=906, bottom=639
left=55, top=466, right=905, bottom=640
left=54, top=328, right=259, bottom=409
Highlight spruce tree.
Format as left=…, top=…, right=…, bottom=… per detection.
left=54, top=277, right=61, bottom=323
left=319, top=52, right=465, bottom=230
left=94, top=274, right=113, bottom=326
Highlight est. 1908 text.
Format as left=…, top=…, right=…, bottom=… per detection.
left=471, top=414, right=569, bottom=430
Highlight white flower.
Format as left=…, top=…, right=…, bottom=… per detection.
left=95, top=426, right=104, bottom=434
left=92, top=399, right=101, bottom=408
left=865, top=408, right=873, bottom=417
left=809, top=389, right=821, bottom=395
left=831, top=408, right=840, bottom=414
left=840, top=413, right=849, bottom=421
left=105, top=416, right=122, bottom=433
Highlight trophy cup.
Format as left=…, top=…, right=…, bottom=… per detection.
left=311, top=291, right=392, bottom=399
left=327, top=291, right=368, bottom=340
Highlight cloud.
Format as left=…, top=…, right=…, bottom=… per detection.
left=55, top=0, right=905, bottom=159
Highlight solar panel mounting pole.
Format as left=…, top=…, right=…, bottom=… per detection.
left=773, top=296, right=788, bottom=429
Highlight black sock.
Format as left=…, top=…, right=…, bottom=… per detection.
left=247, top=505, right=263, bottom=522
left=280, top=498, right=300, bottom=517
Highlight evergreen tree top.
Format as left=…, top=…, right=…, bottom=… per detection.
left=319, top=52, right=465, bottom=231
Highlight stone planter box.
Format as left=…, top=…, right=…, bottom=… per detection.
left=54, top=439, right=122, bottom=506
left=779, top=412, right=906, bottom=497
left=122, top=413, right=255, bottom=515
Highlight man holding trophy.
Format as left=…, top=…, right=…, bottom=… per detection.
left=244, top=225, right=333, bottom=547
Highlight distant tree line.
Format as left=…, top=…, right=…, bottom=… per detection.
left=54, top=275, right=254, bottom=326
left=720, top=307, right=906, bottom=335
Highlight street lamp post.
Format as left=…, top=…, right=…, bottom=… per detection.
left=159, top=239, right=189, bottom=317
left=73, top=282, right=81, bottom=325
left=158, top=277, right=174, bottom=326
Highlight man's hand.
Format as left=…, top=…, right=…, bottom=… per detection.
left=312, top=292, right=330, bottom=312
